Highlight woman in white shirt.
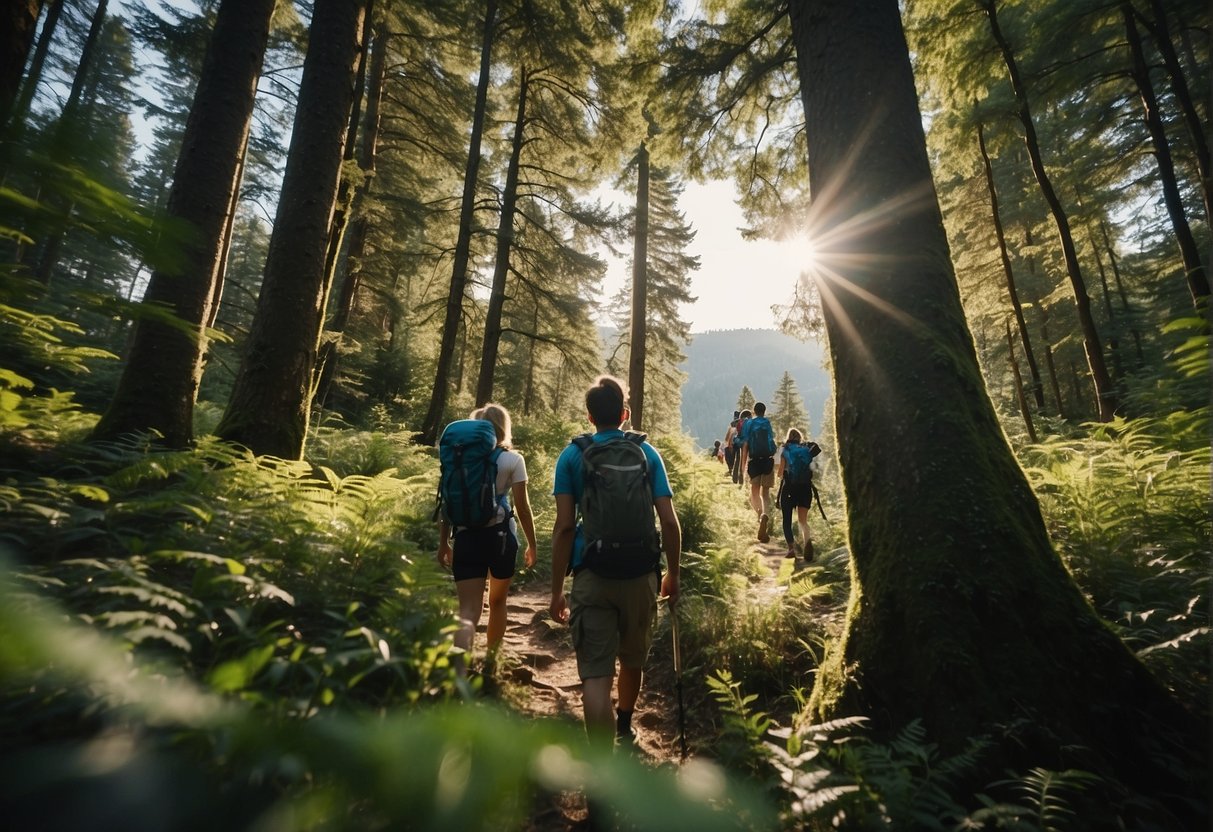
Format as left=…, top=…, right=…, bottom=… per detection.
left=437, top=404, right=538, bottom=670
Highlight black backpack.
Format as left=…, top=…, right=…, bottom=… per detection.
left=571, top=432, right=660, bottom=579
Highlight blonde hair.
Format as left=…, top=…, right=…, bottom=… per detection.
left=471, top=403, right=512, bottom=448
left=785, top=428, right=803, bottom=444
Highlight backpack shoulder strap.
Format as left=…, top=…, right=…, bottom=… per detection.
left=571, top=433, right=593, bottom=452
left=622, top=430, right=647, bottom=445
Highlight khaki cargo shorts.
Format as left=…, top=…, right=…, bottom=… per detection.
left=569, top=569, right=659, bottom=679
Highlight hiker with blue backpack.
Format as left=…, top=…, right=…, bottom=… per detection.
left=740, top=402, right=777, bottom=542
left=775, top=428, right=823, bottom=561
left=435, top=404, right=537, bottom=675
left=549, top=376, right=681, bottom=749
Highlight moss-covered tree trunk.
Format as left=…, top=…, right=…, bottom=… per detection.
left=787, top=0, right=1202, bottom=809
left=91, top=0, right=274, bottom=447
left=216, top=0, right=366, bottom=459
left=627, top=143, right=650, bottom=432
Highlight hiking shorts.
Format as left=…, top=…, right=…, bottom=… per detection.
left=748, top=456, right=775, bottom=487
left=451, top=523, right=519, bottom=582
left=569, top=569, right=659, bottom=679
left=781, top=482, right=813, bottom=509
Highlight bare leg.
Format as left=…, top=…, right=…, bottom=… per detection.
left=485, top=575, right=511, bottom=651
left=797, top=506, right=813, bottom=559
left=617, top=665, right=643, bottom=711
left=454, top=577, right=487, bottom=675
left=582, top=675, right=616, bottom=748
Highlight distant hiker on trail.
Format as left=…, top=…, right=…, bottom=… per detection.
left=709, top=439, right=723, bottom=462
left=436, top=404, right=538, bottom=676
left=550, top=376, right=681, bottom=749
left=731, top=409, right=751, bottom=485
left=740, top=402, right=776, bottom=542
left=722, top=411, right=740, bottom=478
left=776, top=428, right=821, bottom=561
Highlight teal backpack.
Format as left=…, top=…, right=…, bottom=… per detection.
left=572, top=432, right=660, bottom=579
left=783, top=442, right=814, bottom=485
left=747, top=416, right=775, bottom=460
left=434, top=419, right=507, bottom=527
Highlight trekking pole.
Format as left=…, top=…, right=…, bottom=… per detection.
left=670, top=599, right=688, bottom=761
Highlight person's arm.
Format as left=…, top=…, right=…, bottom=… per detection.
left=512, top=480, right=537, bottom=568
left=655, top=496, right=681, bottom=607
left=550, top=493, right=576, bottom=623
left=437, top=520, right=452, bottom=569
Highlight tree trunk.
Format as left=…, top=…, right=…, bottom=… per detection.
left=1006, top=319, right=1037, bottom=441
left=627, top=143, right=650, bottom=431
left=1098, top=218, right=1144, bottom=363
left=522, top=300, right=538, bottom=416
left=475, top=65, right=529, bottom=407
left=1089, top=231, right=1124, bottom=380
left=1122, top=2, right=1209, bottom=307
left=787, top=0, right=1200, bottom=804
left=91, top=0, right=274, bottom=447
left=1040, top=308, right=1065, bottom=417
left=977, top=119, right=1044, bottom=409
left=28, top=0, right=107, bottom=284
left=216, top=0, right=366, bottom=459
left=981, top=0, right=1117, bottom=419
left=1143, top=0, right=1211, bottom=228
left=418, top=0, right=498, bottom=444
left=314, top=12, right=385, bottom=411
left=4, top=0, right=60, bottom=139
left=1, top=0, right=42, bottom=129
left=1068, top=359, right=1088, bottom=416
left=208, top=126, right=251, bottom=331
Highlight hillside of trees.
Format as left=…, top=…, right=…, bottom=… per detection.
left=680, top=328, right=830, bottom=447
left=1, top=0, right=1208, bottom=830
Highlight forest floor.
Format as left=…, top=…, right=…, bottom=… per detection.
left=494, top=537, right=796, bottom=831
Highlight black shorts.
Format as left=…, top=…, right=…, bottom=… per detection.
left=747, top=456, right=774, bottom=477
left=781, top=482, right=813, bottom=508
left=452, top=523, right=518, bottom=581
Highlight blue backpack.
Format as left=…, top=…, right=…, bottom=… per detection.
left=747, top=416, right=775, bottom=459
left=433, top=419, right=507, bottom=527
left=783, top=442, right=814, bottom=485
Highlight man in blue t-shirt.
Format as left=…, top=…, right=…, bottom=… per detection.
left=740, top=401, right=776, bottom=542
left=550, top=376, right=681, bottom=748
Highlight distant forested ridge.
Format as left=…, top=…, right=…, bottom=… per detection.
left=680, top=328, right=829, bottom=447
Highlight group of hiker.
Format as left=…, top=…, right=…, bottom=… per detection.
left=432, top=376, right=679, bottom=751
left=430, top=377, right=823, bottom=758
left=720, top=403, right=823, bottom=561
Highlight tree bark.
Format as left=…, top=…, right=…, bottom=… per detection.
left=1006, top=319, right=1037, bottom=441
left=1088, top=231, right=1123, bottom=380
left=1097, top=218, right=1144, bottom=363
left=314, top=12, right=386, bottom=411
left=1, top=0, right=42, bottom=129
left=1142, top=0, right=1211, bottom=228
left=7, top=0, right=60, bottom=131
left=216, top=0, right=366, bottom=459
left=1039, top=307, right=1065, bottom=417
left=787, top=0, right=1200, bottom=804
left=30, top=0, right=108, bottom=284
left=1122, top=2, right=1209, bottom=307
left=475, top=65, right=529, bottom=407
left=627, top=143, right=650, bottom=431
left=981, top=0, right=1117, bottom=419
left=418, top=0, right=498, bottom=444
left=92, top=0, right=274, bottom=447
left=977, top=119, right=1043, bottom=409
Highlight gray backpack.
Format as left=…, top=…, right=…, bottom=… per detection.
left=572, top=432, right=661, bottom=579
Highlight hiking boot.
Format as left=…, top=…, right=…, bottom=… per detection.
left=758, top=513, right=770, bottom=543
left=785, top=546, right=796, bottom=558
left=615, top=726, right=637, bottom=751
left=803, top=542, right=815, bottom=562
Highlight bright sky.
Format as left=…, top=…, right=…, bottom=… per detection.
left=601, top=179, right=816, bottom=333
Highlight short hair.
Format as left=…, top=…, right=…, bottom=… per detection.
left=740, top=409, right=752, bottom=420
left=785, top=428, right=802, bottom=444
left=471, top=403, right=512, bottom=447
left=585, top=376, right=627, bottom=428
left=753, top=401, right=767, bottom=416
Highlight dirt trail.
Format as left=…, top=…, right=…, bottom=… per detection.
left=499, top=540, right=796, bottom=830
